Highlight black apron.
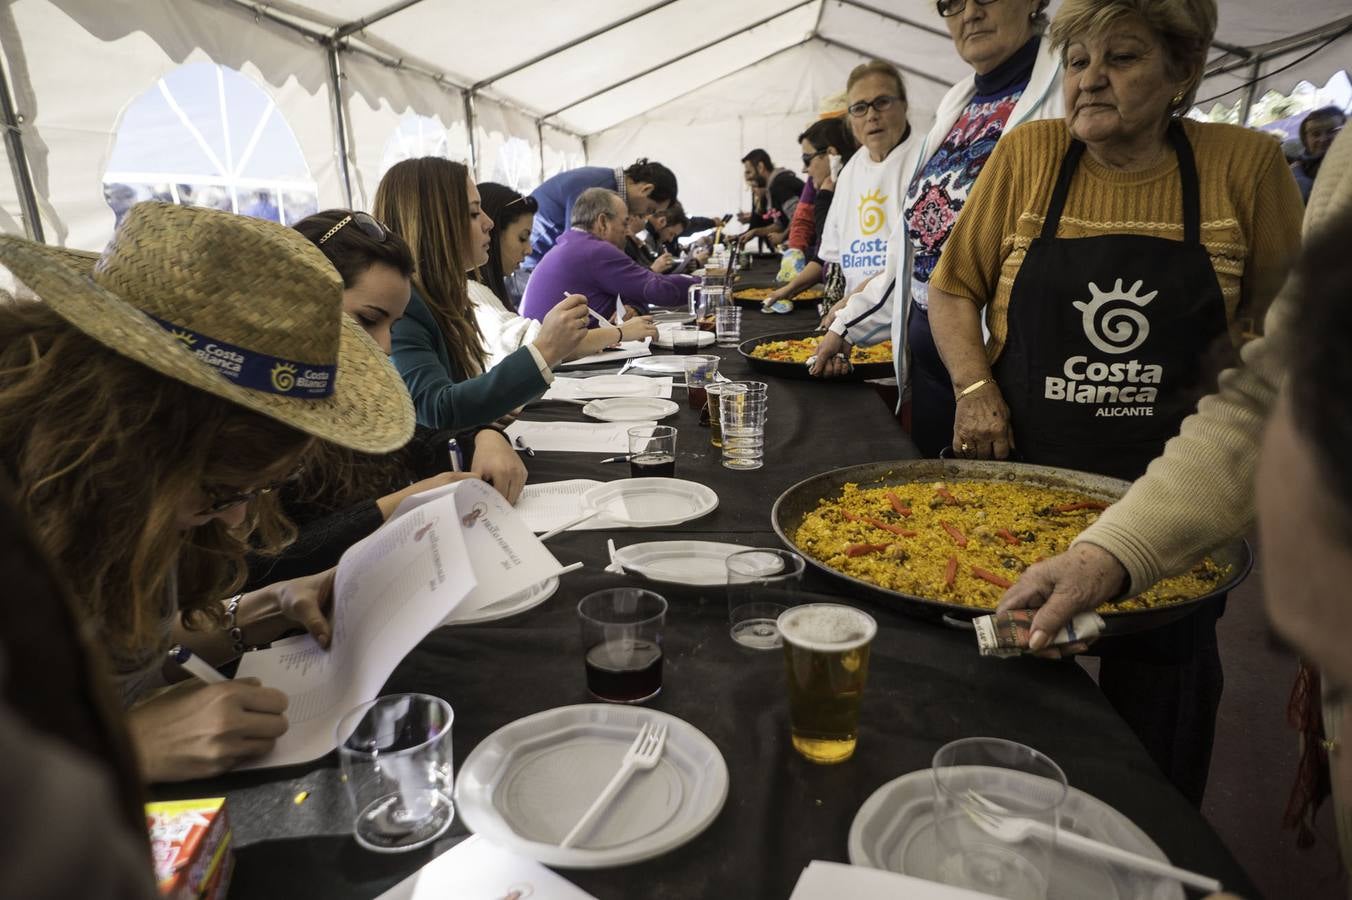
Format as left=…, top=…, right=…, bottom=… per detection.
left=993, top=122, right=1230, bottom=481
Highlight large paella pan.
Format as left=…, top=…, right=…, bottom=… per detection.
left=772, top=459, right=1250, bottom=634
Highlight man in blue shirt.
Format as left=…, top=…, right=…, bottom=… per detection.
left=523, top=158, right=679, bottom=276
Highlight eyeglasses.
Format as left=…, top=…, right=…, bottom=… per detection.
left=847, top=95, right=903, bottom=118
left=936, top=0, right=1000, bottom=17
left=199, top=464, right=306, bottom=515
left=503, top=194, right=540, bottom=214
left=317, top=211, right=388, bottom=245
left=801, top=149, right=828, bottom=167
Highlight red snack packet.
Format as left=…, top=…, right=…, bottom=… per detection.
left=146, top=797, right=233, bottom=899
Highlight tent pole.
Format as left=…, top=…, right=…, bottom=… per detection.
left=326, top=42, right=355, bottom=207
left=0, top=48, right=43, bottom=242
left=334, top=0, right=430, bottom=39
left=1237, top=59, right=1262, bottom=126
left=833, top=0, right=951, bottom=40
left=464, top=92, right=478, bottom=174
left=1205, top=14, right=1352, bottom=80
left=536, top=120, right=546, bottom=184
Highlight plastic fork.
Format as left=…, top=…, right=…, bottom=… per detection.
left=963, top=791, right=1222, bottom=893
left=559, top=722, right=668, bottom=849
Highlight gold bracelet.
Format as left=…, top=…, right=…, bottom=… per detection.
left=956, top=377, right=993, bottom=400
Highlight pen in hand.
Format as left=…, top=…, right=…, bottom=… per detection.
left=168, top=644, right=227, bottom=684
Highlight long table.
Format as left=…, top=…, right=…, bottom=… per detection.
left=164, top=307, right=1259, bottom=899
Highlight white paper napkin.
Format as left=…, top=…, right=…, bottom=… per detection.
left=544, top=376, right=674, bottom=401
left=377, top=835, right=597, bottom=899
left=789, top=861, right=997, bottom=899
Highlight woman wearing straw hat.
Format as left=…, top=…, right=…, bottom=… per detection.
left=376, top=158, right=593, bottom=431
left=0, top=202, right=415, bottom=781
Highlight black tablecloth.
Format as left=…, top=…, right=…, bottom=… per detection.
left=162, top=309, right=1259, bottom=899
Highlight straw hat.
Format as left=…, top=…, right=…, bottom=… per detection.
left=0, top=202, right=413, bottom=453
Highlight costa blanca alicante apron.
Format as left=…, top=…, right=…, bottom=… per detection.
left=992, top=121, right=1230, bottom=481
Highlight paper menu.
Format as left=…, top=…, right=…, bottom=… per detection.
left=376, top=835, right=596, bottom=900
left=235, top=501, right=474, bottom=770
left=788, top=861, right=998, bottom=899
left=557, top=339, right=652, bottom=368
left=235, top=480, right=568, bottom=770
left=505, top=420, right=653, bottom=454
left=515, top=479, right=609, bottom=534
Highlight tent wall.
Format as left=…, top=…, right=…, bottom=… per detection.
left=586, top=41, right=936, bottom=222
left=473, top=96, right=543, bottom=191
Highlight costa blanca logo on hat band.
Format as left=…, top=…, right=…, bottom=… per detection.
left=147, top=314, right=335, bottom=398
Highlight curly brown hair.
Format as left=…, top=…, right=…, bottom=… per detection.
left=0, top=301, right=311, bottom=663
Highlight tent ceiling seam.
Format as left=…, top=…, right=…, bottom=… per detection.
left=814, top=36, right=952, bottom=87
left=830, top=0, right=950, bottom=41
left=542, top=0, right=818, bottom=122
left=334, top=0, right=431, bottom=39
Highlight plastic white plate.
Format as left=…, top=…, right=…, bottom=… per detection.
left=652, top=329, right=715, bottom=350
left=650, top=311, right=695, bottom=326
left=568, top=374, right=657, bottom=399
left=455, top=704, right=729, bottom=868
left=629, top=356, right=694, bottom=375
left=848, top=768, right=1183, bottom=900
left=612, top=540, right=747, bottom=585
left=444, top=577, right=559, bottom=626
left=582, top=397, right=680, bottom=422
left=585, top=478, right=718, bottom=528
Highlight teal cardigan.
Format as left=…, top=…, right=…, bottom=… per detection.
left=391, top=290, right=549, bottom=430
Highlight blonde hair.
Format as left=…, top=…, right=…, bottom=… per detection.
left=374, top=158, right=488, bottom=377
left=846, top=60, right=907, bottom=103
left=0, top=301, right=309, bottom=664
left=1051, top=0, right=1217, bottom=112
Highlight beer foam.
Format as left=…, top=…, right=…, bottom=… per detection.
left=779, top=604, right=877, bottom=651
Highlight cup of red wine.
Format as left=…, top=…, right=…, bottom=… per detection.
left=577, top=589, right=667, bottom=703
left=627, top=424, right=677, bottom=477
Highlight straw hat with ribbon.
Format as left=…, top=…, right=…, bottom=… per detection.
left=0, top=202, right=414, bottom=453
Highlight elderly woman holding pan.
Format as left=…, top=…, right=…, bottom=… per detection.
left=925, top=0, right=1303, bottom=804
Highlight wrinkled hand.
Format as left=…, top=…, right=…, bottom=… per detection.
left=998, top=543, right=1129, bottom=653
left=535, top=294, right=590, bottom=365
left=650, top=253, right=674, bottom=274
left=809, top=330, right=853, bottom=378
left=620, top=316, right=658, bottom=343
left=953, top=383, right=1015, bottom=459
left=128, top=679, right=288, bottom=782
left=376, top=470, right=476, bottom=520
left=472, top=429, right=528, bottom=504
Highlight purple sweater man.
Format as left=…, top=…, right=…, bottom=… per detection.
left=520, top=187, right=697, bottom=324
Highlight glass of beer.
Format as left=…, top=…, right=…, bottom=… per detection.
left=777, top=603, right=876, bottom=764
left=683, top=354, right=719, bottom=411
left=577, top=589, right=667, bottom=703
left=705, top=382, right=746, bottom=448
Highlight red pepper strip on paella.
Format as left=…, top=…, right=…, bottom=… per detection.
left=886, top=491, right=913, bottom=517
left=936, top=486, right=959, bottom=505
left=867, top=517, right=918, bottom=538
left=845, top=543, right=892, bottom=557
left=996, top=528, right=1022, bottom=546
left=941, top=521, right=968, bottom=548
left=944, top=556, right=958, bottom=589
left=972, top=567, right=1013, bottom=589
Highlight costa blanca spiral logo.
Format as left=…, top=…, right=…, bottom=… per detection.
left=1072, top=279, right=1156, bottom=355
left=270, top=362, right=297, bottom=392
left=857, top=188, right=888, bottom=236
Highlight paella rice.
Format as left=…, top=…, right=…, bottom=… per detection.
left=733, top=286, right=825, bottom=301
left=750, top=336, right=893, bottom=365
left=791, top=480, right=1228, bottom=612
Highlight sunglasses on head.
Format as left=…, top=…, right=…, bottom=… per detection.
left=199, top=464, right=306, bottom=515
left=503, top=194, right=540, bottom=214
left=317, top=211, right=388, bottom=245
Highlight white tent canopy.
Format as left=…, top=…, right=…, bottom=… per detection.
left=0, top=0, right=1348, bottom=249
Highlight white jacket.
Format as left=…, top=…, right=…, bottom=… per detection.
left=829, top=40, right=1065, bottom=396
left=469, top=278, right=542, bottom=371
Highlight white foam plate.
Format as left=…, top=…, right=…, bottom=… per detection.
left=652, top=329, right=715, bottom=350
left=582, top=397, right=679, bottom=422
left=611, top=540, right=747, bottom=586
left=445, top=577, right=559, bottom=626
left=848, top=768, right=1184, bottom=900
left=568, top=374, right=657, bottom=399
left=455, top=704, right=729, bottom=868
left=650, top=311, right=695, bottom=326
left=585, top=478, right=718, bottom=528
left=629, top=356, right=695, bottom=375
